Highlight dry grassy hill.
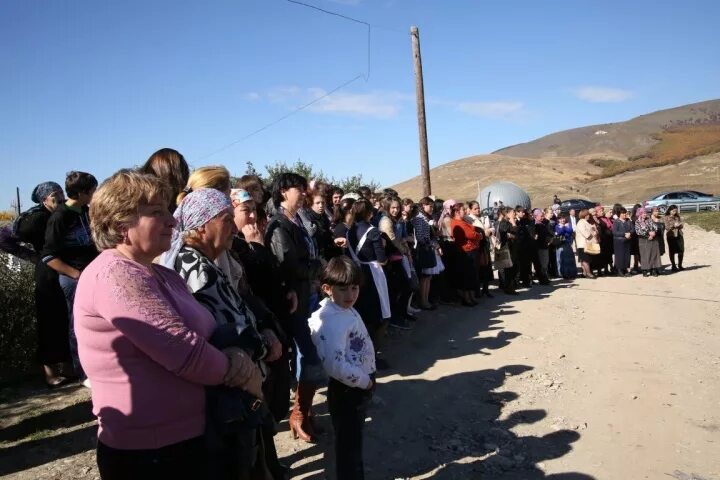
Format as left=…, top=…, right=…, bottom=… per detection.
left=392, top=99, right=720, bottom=206
left=391, top=152, right=720, bottom=206
left=493, top=99, right=720, bottom=159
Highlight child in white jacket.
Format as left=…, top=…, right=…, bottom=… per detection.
left=309, top=256, right=375, bottom=480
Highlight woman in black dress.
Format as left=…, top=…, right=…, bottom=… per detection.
left=664, top=205, right=685, bottom=271
left=497, top=207, right=520, bottom=295
left=630, top=204, right=642, bottom=272
left=346, top=199, right=389, bottom=339
left=15, top=182, right=72, bottom=386
left=612, top=207, right=634, bottom=276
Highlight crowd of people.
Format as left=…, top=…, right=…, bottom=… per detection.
left=1, top=147, right=689, bottom=480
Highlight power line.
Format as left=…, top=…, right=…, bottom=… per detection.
left=286, top=0, right=408, bottom=34
left=200, top=1, right=409, bottom=160
left=198, top=74, right=364, bottom=161
left=287, top=0, right=372, bottom=81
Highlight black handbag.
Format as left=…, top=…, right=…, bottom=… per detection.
left=207, top=324, right=269, bottom=430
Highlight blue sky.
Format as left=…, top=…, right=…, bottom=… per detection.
left=2, top=0, right=719, bottom=209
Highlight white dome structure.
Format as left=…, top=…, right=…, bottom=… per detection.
left=477, top=181, right=531, bottom=210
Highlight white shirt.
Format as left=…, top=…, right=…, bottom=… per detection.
left=309, top=298, right=376, bottom=389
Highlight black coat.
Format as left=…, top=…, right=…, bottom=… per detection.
left=264, top=212, right=320, bottom=320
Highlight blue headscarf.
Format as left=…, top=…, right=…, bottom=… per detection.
left=30, top=182, right=63, bottom=204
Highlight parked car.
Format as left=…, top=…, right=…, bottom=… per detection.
left=558, top=199, right=597, bottom=214
left=685, top=190, right=715, bottom=198
left=643, top=191, right=720, bottom=213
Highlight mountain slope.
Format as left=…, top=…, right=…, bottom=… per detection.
left=391, top=153, right=720, bottom=206
left=493, top=99, right=720, bottom=159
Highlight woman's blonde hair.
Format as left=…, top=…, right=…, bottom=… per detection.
left=90, top=169, right=171, bottom=251
left=176, top=166, right=231, bottom=206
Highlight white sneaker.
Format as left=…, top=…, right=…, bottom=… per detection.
left=407, top=305, right=421, bottom=315
left=82, top=378, right=92, bottom=389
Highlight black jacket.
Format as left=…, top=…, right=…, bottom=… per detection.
left=264, top=212, right=320, bottom=320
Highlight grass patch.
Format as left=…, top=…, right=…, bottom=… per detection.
left=587, top=124, right=720, bottom=181
left=684, top=212, right=720, bottom=234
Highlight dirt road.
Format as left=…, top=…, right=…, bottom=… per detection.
left=1, top=225, right=718, bottom=480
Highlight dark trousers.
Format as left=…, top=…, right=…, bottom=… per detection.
left=385, top=260, right=412, bottom=321
left=328, top=378, right=372, bottom=480
left=97, top=437, right=207, bottom=480
left=58, top=274, right=83, bottom=379
left=517, top=248, right=533, bottom=285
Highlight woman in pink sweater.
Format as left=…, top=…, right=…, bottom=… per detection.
left=74, top=170, right=256, bottom=479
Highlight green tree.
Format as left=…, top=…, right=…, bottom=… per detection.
left=331, top=174, right=381, bottom=194
left=264, top=159, right=327, bottom=186
left=262, top=159, right=381, bottom=193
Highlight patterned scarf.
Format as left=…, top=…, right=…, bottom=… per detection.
left=160, top=188, right=232, bottom=268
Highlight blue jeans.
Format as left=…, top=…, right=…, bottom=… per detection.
left=59, top=274, right=84, bottom=379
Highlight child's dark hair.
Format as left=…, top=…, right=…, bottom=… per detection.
left=65, top=171, right=98, bottom=199
left=322, top=256, right=364, bottom=287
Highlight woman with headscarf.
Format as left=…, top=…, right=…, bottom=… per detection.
left=635, top=207, right=662, bottom=277
left=163, top=187, right=277, bottom=479
left=14, top=182, right=72, bottom=386
left=651, top=207, right=666, bottom=259
left=664, top=205, right=685, bottom=271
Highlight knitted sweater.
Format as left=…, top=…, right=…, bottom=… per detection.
left=74, top=250, right=228, bottom=450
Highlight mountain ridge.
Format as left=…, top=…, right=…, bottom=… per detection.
left=492, top=99, right=720, bottom=159
left=391, top=99, right=720, bottom=205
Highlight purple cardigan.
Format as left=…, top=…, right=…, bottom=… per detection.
left=74, top=250, right=229, bottom=450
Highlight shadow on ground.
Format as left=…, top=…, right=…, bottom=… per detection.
left=296, top=279, right=595, bottom=479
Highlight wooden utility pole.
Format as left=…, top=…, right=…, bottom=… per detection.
left=15, top=187, right=21, bottom=216
left=411, top=25, right=431, bottom=197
